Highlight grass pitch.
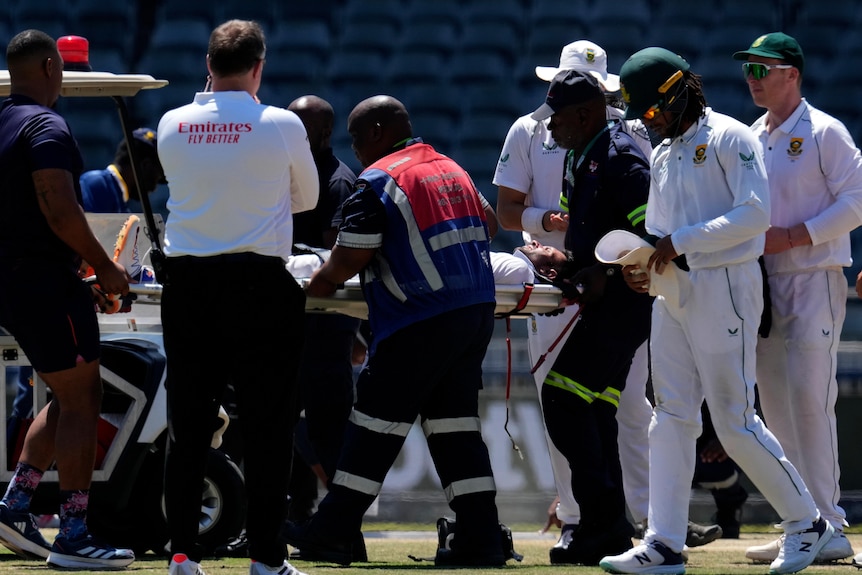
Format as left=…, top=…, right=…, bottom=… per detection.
left=1, top=526, right=860, bottom=574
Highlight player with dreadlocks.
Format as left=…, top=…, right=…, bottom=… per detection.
left=598, top=47, right=831, bottom=575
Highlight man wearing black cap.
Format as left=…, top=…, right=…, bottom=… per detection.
left=599, top=47, right=831, bottom=575
left=80, top=127, right=167, bottom=215
left=732, top=32, right=862, bottom=566
left=527, top=69, right=652, bottom=565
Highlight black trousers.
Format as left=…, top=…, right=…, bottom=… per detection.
left=311, top=303, right=501, bottom=551
left=161, top=254, right=305, bottom=565
left=542, top=274, right=651, bottom=530
left=298, top=312, right=360, bottom=480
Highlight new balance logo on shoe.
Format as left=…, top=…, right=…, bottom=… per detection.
left=635, top=551, right=653, bottom=565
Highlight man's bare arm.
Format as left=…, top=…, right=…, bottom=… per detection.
left=34, top=168, right=129, bottom=295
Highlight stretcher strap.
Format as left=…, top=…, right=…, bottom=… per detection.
left=529, top=305, right=582, bottom=375
left=504, top=317, right=524, bottom=460
left=495, top=282, right=535, bottom=318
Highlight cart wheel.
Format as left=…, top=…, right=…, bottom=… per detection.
left=89, top=447, right=246, bottom=556
left=191, top=448, right=247, bottom=553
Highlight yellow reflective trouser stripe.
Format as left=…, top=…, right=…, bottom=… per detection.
left=443, top=476, right=497, bottom=502
left=422, top=416, right=482, bottom=437
left=349, top=409, right=412, bottom=437
left=598, top=386, right=621, bottom=408
left=544, top=370, right=621, bottom=408
left=628, top=204, right=647, bottom=227
left=332, top=470, right=382, bottom=496
left=545, top=369, right=595, bottom=403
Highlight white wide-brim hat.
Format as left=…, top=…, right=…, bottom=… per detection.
left=535, top=40, right=621, bottom=92
left=595, top=229, right=690, bottom=307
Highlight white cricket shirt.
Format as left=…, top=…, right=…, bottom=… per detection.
left=158, top=91, right=319, bottom=260
left=752, top=99, right=862, bottom=275
left=493, top=109, right=653, bottom=251
left=647, top=108, right=770, bottom=269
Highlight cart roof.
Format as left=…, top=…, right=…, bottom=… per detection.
left=0, top=70, right=168, bottom=97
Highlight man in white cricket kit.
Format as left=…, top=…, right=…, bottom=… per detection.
left=732, top=32, right=862, bottom=565
left=599, top=47, right=831, bottom=575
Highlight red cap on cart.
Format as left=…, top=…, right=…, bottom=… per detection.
left=57, top=35, right=92, bottom=72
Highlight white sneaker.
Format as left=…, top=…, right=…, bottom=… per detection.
left=814, top=529, right=853, bottom=562
left=769, top=517, right=834, bottom=575
left=249, top=559, right=307, bottom=575
left=853, top=551, right=862, bottom=568
left=599, top=541, right=686, bottom=574
left=746, top=535, right=782, bottom=563
left=169, top=553, right=207, bottom=575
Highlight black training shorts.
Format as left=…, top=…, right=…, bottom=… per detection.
left=0, top=259, right=100, bottom=373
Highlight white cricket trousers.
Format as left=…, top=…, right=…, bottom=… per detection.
left=647, top=261, right=818, bottom=553
left=528, top=305, right=651, bottom=526
left=756, top=268, right=847, bottom=530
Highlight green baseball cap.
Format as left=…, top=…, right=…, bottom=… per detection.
left=732, top=32, right=804, bottom=74
left=619, top=47, right=690, bottom=120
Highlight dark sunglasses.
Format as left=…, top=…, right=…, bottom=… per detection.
left=643, top=70, right=684, bottom=121
left=742, top=62, right=793, bottom=80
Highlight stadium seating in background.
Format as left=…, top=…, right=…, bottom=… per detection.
left=462, top=0, right=526, bottom=31
left=460, top=19, right=521, bottom=61
left=13, top=3, right=72, bottom=40
left=216, top=0, right=280, bottom=32
left=591, top=22, right=648, bottom=73
left=646, top=22, right=709, bottom=64
left=590, top=0, right=651, bottom=28
left=400, top=16, right=459, bottom=55
left=338, top=19, right=400, bottom=57
left=87, top=48, right=127, bottom=74
left=387, top=48, right=449, bottom=86
left=717, top=0, right=779, bottom=30
left=449, top=49, right=510, bottom=84
left=71, top=0, right=135, bottom=62
left=153, top=0, right=218, bottom=30
left=337, top=0, right=403, bottom=32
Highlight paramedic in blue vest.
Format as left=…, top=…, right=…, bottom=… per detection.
left=79, top=127, right=167, bottom=215
left=285, top=95, right=504, bottom=567
left=529, top=70, right=652, bottom=565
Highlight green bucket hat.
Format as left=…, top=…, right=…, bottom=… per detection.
left=732, top=32, right=804, bottom=74
left=619, top=47, right=690, bottom=120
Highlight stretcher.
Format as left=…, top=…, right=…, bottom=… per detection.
left=122, top=278, right=564, bottom=321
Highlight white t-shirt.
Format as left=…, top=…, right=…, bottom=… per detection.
left=158, top=91, right=319, bottom=260
left=648, top=108, right=769, bottom=269
left=493, top=108, right=652, bottom=251
left=751, top=99, right=862, bottom=275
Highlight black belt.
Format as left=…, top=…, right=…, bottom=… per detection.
left=168, top=252, right=284, bottom=266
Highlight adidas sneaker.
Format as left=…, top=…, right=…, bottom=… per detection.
left=249, top=559, right=307, bottom=575
left=0, top=503, right=51, bottom=559
left=46, top=533, right=134, bottom=570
